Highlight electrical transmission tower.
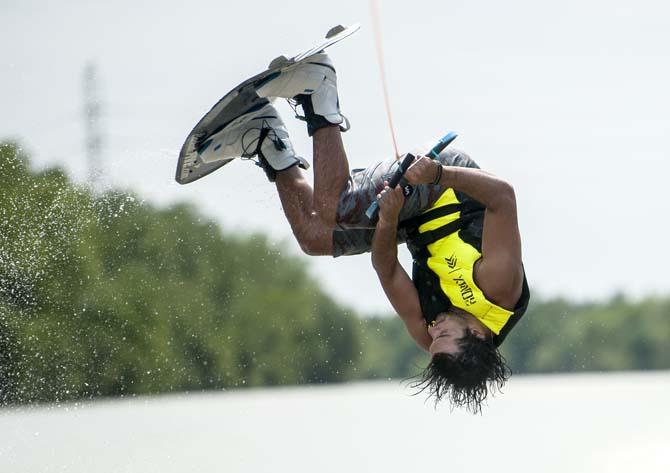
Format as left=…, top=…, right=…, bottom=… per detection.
left=83, top=62, right=104, bottom=186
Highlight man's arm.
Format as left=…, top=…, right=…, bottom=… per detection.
left=371, top=184, right=432, bottom=351
left=405, top=157, right=524, bottom=310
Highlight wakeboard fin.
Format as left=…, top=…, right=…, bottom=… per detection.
left=326, top=25, right=346, bottom=38
left=268, top=55, right=290, bottom=70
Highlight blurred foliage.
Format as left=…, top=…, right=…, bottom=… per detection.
left=357, top=293, right=670, bottom=381
left=501, top=295, right=670, bottom=373
left=1, top=141, right=669, bottom=405
left=0, top=142, right=360, bottom=404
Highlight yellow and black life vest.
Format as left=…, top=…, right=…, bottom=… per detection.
left=402, top=187, right=530, bottom=346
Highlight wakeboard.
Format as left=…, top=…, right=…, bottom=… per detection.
left=175, top=23, right=360, bottom=185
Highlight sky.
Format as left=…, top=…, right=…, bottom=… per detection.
left=2, top=0, right=670, bottom=313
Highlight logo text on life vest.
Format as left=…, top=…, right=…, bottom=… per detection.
left=453, top=275, right=476, bottom=306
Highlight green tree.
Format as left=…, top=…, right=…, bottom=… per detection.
left=0, top=141, right=364, bottom=404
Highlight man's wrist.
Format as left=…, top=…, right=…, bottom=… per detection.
left=377, top=216, right=394, bottom=227
left=433, top=162, right=443, bottom=185
left=377, top=214, right=399, bottom=228
left=437, top=165, right=456, bottom=187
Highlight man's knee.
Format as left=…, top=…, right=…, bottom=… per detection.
left=295, top=229, right=332, bottom=256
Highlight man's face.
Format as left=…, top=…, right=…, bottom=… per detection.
left=427, top=313, right=469, bottom=356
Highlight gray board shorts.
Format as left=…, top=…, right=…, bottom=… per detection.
left=333, top=148, right=479, bottom=257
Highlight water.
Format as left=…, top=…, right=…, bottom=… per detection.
left=1, top=371, right=668, bottom=472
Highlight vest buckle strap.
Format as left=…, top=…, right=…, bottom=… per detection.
left=399, top=203, right=462, bottom=230
left=409, top=219, right=465, bottom=247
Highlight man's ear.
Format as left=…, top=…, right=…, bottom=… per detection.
left=469, top=327, right=488, bottom=340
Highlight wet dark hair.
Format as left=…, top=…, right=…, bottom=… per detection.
left=412, top=329, right=511, bottom=413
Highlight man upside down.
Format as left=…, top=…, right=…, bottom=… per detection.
left=214, top=52, right=530, bottom=412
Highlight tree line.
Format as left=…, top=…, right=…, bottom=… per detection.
left=1, top=141, right=668, bottom=404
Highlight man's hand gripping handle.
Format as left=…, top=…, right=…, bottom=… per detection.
left=364, top=131, right=458, bottom=221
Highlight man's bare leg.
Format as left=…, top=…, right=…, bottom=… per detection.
left=275, top=166, right=334, bottom=256
left=312, top=125, right=350, bottom=225
left=256, top=52, right=351, bottom=255
left=274, top=125, right=350, bottom=256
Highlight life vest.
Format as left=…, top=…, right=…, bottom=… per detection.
left=402, top=187, right=530, bottom=346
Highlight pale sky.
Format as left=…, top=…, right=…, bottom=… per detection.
left=2, top=0, right=670, bottom=313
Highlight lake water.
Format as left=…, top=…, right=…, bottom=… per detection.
left=1, top=371, right=669, bottom=473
